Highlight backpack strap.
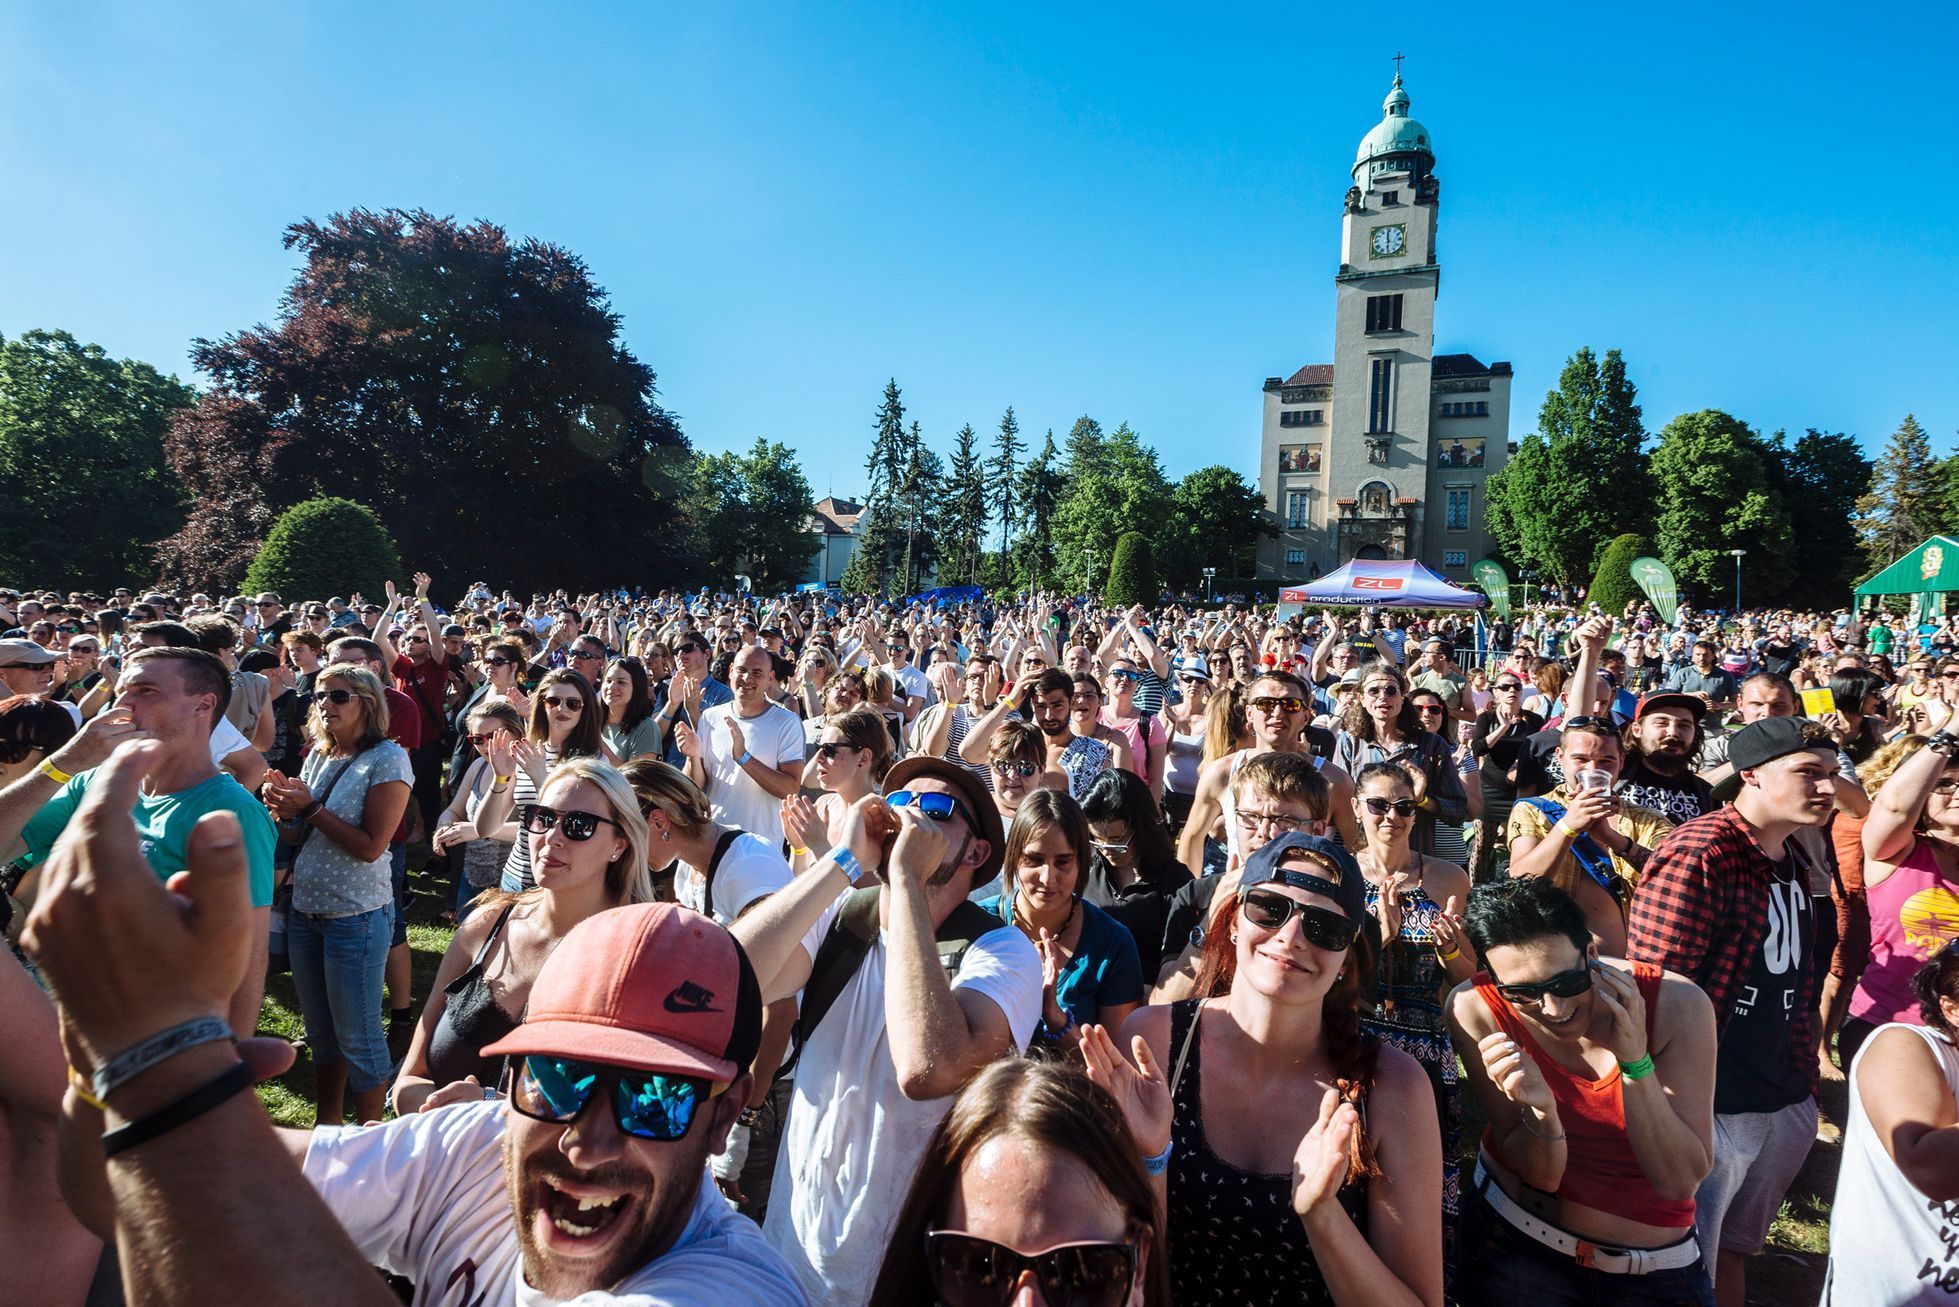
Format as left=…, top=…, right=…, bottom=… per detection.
left=699, top=829, right=744, bottom=921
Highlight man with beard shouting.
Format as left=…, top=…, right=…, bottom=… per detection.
left=1616, top=692, right=1717, bottom=827
left=35, top=739, right=805, bottom=1306
left=960, top=666, right=1112, bottom=800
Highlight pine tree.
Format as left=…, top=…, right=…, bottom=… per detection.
left=943, top=422, right=989, bottom=585
left=987, top=406, right=1022, bottom=554
left=844, top=379, right=909, bottom=594
left=1855, top=414, right=1941, bottom=573
left=897, top=421, right=944, bottom=593
left=1015, top=431, right=1062, bottom=590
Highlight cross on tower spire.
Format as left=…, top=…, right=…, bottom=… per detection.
left=1393, top=50, right=1405, bottom=80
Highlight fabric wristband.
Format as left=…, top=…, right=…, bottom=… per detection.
left=91, top=1016, right=234, bottom=1101
left=100, top=1061, right=253, bottom=1159
left=1618, top=1052, right=1657, bottom=1081
left=735, top=750, right=753, bottom=767
left=1142, top=1138, right=1174, bottom=1177
left=829, top=847, right=865, bottom=885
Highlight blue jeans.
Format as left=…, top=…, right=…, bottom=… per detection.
left=287, top=906, right=394, bottom=1093
left=1456, top=1190, right=1714, bottom=1307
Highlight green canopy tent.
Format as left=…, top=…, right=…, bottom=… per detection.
left=1855, top=536, right=1959, bottom=597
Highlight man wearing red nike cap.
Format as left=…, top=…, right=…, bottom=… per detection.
left=33, top=736, right=806, bottom=1307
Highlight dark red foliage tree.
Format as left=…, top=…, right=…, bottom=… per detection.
left=155, top=209, right=691, bottom=594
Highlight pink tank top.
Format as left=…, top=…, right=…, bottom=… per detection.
left=1848, top=838, right=1959, bottom=1027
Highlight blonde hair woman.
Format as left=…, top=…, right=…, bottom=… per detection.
left=261, top=663, right=413, bottom=1125
left=393, top=757, right=650, bottom=1115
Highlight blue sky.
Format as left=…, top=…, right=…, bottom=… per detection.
left=4, top=3, right=1954, bottom=497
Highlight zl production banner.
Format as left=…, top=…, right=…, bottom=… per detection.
left=1629, top=556, right=1679, bottom=624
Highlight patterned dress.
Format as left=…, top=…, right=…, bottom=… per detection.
left=1164, top=999, right=1369, bottom=1305
left=1362, top=874, right=1462, bottom=1281
left=1056, top=734, right=1113, bottom=801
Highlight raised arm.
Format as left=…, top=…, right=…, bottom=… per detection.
left=731, top=799, right=886, bottom=1001
left=1864, top=709, right=1949, bottom=871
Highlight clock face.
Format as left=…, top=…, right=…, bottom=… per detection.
left=1370, top=224, right=1407, bottom=258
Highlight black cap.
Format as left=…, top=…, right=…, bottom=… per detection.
left=1236, top=832, right=1367, bottom=924
left=1728, top=716, right=1836, bottom=774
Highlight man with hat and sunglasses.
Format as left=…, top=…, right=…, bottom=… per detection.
left=36, top=740, right=806, bottom=1304
left=1630, top=715, right=1839, bottom=1307
left=731, top=755, right=1042, bottom=1304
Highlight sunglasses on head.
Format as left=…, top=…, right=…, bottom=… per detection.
left=1240, top=888, right=1359, bottom=951
left=519, top=804, right=622, bottom=841
left=313, top=688, right=355, bottom=705
left=508, top=1055, right=712, bottom=1142
left=887, top=789, right=976, bottom=827
left=1248, top=695, right=1306, bottom=714
left=1362, top=796, right=1418, bottom=817
left=924, top=1230, right=1137, bottom=1307
left=1492, top=963, right=1594, bottom=1006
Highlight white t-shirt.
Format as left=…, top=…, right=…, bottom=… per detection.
left=304, top=1100, right=808, bottom=1307
left=763, top=897, right=1041, bottom=1303
left=209, top=715, right=250, bottom=765
left=696, top=701, right=805, bottom=839
left=891, top=662, right=932, bottom=707
left=676, top=832, right=792, bottom=926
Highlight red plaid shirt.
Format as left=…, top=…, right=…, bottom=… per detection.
left=1627, top=803, right=1819, bottom=1096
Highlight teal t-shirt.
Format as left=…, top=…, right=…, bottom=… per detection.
left=20, top=769, right=279, bottom=908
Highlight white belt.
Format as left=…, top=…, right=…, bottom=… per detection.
left=1473, top=1157, right=1701, bottom=1276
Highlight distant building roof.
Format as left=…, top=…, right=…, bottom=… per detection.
left=1284, top=364, right=1335, bottom=386
left=1433, top=353, right=1513, bottom=377
left=812, top=496, right=862, bottom=536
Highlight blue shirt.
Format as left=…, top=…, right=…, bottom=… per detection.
left=661, top=676, right=734, bottom=767
left=980, top=894, right=1144, bottom=1030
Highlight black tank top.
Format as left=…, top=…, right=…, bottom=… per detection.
left=426, top=904, right=520, bottom=1090
left=1165, top=999, right=1369, bottom=1305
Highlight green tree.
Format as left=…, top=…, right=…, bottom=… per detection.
left=1855, top=414, right=1942, bottom=575
left=1052, top=422, right=1170, bottom=593
left=940, top=422, right=989, bottom=586
left=1763, top=429, right=1872, bottom=607
left=681, top=439, right=818, bottom=591
left=1649, top=410, right=1794, bottom=604
left=1104, top=532, right=1157, bottom=607
left=1585, top=533, right=1652, bottom=615
left=243, top=496, right=401, bottom=600
left=987, top=406, right=1022, bottom=554
left=0, top=329, right=195, bottom=589
left=1166, top=466, right=1273, bottom=587
left=1013, top=430, right=1063, bottom=590
left=844, top=380, right=909, bottom=594
left=1484, top=347, right=1651, bottom=583
left=154, top=209, right=688, bottom=593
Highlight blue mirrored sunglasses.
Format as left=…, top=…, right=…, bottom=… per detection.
left=509, top=1055, right=711, bottom=1142
left=886, top=789, right=975, bottom=825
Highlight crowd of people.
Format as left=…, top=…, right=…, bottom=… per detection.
left=1, top=575, right=1956, bottom=1306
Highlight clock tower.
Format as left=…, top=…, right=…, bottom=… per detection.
left=1257, top=72, right=1510, bottom=581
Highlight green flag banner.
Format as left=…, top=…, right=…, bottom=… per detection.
left=1471, top=558, right=1511, bottom=619
left=1630, top=557, right=1679, bottom=624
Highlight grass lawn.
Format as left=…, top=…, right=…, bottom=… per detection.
left=255, top=860, right=458, bottom=1130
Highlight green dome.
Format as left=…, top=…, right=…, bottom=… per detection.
left=1353, top=75, right=1433, bottom=173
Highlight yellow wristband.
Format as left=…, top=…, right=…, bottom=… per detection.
left=67, top=1066, right=106, bottom=1112
left=791, top=846, right=810, bottom=858
left=1436, top=944, right=1462, bottom=961
left=39, top=759, right=73, bottom=786
left=1554, top=821, right=1581, bottom=839
left=493, top=774, right=513, bottom=786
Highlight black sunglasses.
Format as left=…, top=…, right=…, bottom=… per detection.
left=312, top=688, right=356, bottom=705
left=484, top=656, right=516, bottom=668
left=674, top=642, right=705, bottom=656
left=1362, top=796, right=1418, bottom=817
left=814, top=741, right=859, bottom=758
left=1491, top=963, right=1594, bottom=1006
left=508, top=1055, right=711, bottom=1142
left=924, top=1231, right=1136, bottom=1307
left=519, top=804, right=623, bottom=841
left=1239, top=888, right=1358, bottom=951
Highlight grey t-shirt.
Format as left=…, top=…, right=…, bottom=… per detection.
left=294, top=741, right=414, bottom=916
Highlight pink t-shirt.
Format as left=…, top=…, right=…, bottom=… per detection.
left=1848, top=839, right=1959, bottom=1027
left=1100, top=708, right=1165, bottom=781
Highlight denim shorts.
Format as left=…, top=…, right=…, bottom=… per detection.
left=287, top=905, right=394, bottom=1093
left=1456, top=1190, right=1714, bottom=1307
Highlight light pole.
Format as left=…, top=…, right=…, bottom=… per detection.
left=1202, top=567, right=1217, bottom=604
left=1729, top=549, right=1746, bottom=614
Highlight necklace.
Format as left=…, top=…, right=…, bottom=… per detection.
left=1011, top=890, right=1077, bottom=943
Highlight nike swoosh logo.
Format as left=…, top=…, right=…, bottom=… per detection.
left=664, top=994, right=715, bottom=1014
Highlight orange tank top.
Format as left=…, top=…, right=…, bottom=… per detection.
left=1471, top=962, right=1695, bottom=1229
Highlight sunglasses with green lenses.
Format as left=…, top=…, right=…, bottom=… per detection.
left=509, top=1055, right=714, bottom=1142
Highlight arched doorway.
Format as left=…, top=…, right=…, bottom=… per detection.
left=1355, top=544, right=1388, bottom=561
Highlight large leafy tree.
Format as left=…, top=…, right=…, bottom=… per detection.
left=0, top=329, right=194, bottom=589
left=1856, top=414, right=1941, bottom=575
left=1649, top=409, right=1794, bottom=604
left=153, top=208, right=689, bottom=593
left=1485, top=347, right=1650, bottom=583
left=681, top=439, right=818, bottom=592
left=1764, top=429, right=1872, bottom=606
left=1165, top=466, right=1272, bottom=586
left=1052, top=421, right=1170, bottom=595
left=939, top=422, right=989, bottom=586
